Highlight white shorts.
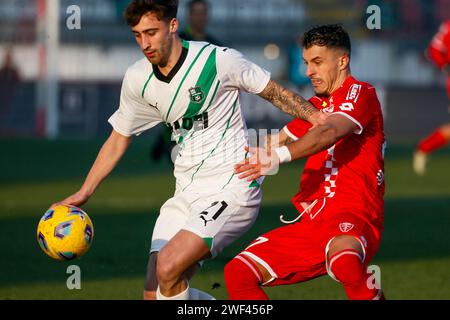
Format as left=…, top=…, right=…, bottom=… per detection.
left=150, top=186, right=261, bottom=258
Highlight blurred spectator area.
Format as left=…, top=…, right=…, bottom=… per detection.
left=0, top=0, right=449, bottom=141
left=1, top=80, right=447, bottom=142
left=1, top=0, right=448, bottom=46
left=0, top=0, right=448, bottom=82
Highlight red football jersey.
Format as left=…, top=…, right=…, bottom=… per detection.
left=284, top=76, right=385, bottom=229
left=427, top=20, right=450, bottom=70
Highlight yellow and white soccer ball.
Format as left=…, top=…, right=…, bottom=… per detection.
left=37, top=205, right=94, bottom=260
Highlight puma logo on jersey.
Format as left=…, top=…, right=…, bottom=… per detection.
left=148, top=102, right=158, bottom=109
left=199, top=201, right=228, bottom=226
left=200, top=215, right=214, bottom=226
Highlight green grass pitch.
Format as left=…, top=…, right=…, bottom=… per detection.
left=0, top=138, right=449, bottom=299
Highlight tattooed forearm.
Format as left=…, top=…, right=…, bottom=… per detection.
left=258, top=80, right=318, bottom=121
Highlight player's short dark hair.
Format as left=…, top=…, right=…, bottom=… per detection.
left=302, top=24, right=351, bottom=56
left=124, top=0, right=179, bottom=26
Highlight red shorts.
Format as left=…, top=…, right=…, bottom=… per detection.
left=238, top=198, right=383, bottom=286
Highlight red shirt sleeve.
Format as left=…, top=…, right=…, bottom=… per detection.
left=332, top=83, right=379, bottom=135
left=284, top=118, right=312, bottom=140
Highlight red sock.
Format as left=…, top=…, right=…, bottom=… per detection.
left=224, top=255, right=269, bottom=300
left=329, top=250, right=381, bottom=300
left=418, top=129, right=447, bottom=153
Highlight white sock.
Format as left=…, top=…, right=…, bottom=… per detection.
left=156, top=284, right=189, bottom=300
left=189, top=288, right=216, bottom=300
left=156, top=280, right=216, bottom=300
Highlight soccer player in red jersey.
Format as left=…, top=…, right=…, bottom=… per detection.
left=224, top=24, right=386, bottom=300
left=413, top=20, right=450, bottom=175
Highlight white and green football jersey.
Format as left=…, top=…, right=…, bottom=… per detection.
left=109, top=40, right=270, bottom=196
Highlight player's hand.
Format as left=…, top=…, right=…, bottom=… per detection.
left=51, top=191, right=90, bottom=209
left=234, top=146, right=280, bottom=181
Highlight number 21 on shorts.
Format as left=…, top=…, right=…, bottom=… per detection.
left=199, top=201, right=228, bottom=226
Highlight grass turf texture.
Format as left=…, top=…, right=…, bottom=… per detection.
left=0, top=138, right=449, bottom=299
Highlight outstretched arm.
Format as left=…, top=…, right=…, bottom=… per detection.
left=262, top=129, right=296, bottom=150
left=235, top=114, right=358, bottom=181
left=258, top=80, right=325, bottom=125
left=52, top=130, right=132, bottom=207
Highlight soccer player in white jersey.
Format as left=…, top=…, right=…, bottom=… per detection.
left=52, top=0, right=324, bottom=300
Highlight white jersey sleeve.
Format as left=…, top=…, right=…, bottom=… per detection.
left=216, top=48, right=271, bottom=94
left=108, top=66, right=162, bottom=137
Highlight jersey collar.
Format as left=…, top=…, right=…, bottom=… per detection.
left=312, top=75, right=355, bottom=110
left=152, top=45, right=189, bottom=84
left=330, top=75, right=355, bottom=98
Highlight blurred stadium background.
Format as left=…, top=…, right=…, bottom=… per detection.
left=0, top=0, right=449, bottom=300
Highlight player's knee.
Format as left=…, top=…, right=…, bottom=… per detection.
left=156, top=252, right=179, bottom=284
left=328, top=235, right=363, bottom=258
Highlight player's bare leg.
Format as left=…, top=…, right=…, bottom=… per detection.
left=143, top=252, right=158, bottom=300
left=143, top=251, right=198, bottom=300
left=414, top=123, right=450, bottom=175
left=439, top=123, right=450, bottom=140
left=156, top=229, right=212, bottom=299
left=327, top=235, right=363, bottom=257
left=327, top=235, right=384, bottom=300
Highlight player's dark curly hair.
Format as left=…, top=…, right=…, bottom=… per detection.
left=124, top=0, right=179, bottom=26
left=302, top=24, right=351, bottom=56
